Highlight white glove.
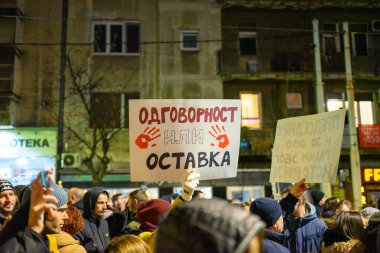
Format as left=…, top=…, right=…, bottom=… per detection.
left=181, top=169, right=200, bottom=201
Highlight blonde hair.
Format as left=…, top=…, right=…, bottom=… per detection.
left=105, top=235, right=152, bottom=253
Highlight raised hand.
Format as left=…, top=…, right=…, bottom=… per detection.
left=290, top=178, right=309, bottom=198
left=135, top=127, right=161, bottom=149
left=28, top=170, right=58, bottom=234
left=209, top=125, right=230, bottom=149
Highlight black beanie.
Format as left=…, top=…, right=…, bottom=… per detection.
left=310, top=190, right=325, bottom=205
left=0, top=179, right=14, bottom=193
left=249, top=198, right=282, bottom=227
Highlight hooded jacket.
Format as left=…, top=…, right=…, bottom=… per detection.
left=55, top=231, right=86, bottom=253
left=284, top=203, right=327, bottom=253
left=263, top=229, right=290, bottom=253
left=0, top=201, right=50, bottom=253
left=75, top=188, right=110, bottom=253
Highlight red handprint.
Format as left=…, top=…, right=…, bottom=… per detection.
left=209, top=125, right=230, bottom=149
left=135, top=127, right=161, bottom=149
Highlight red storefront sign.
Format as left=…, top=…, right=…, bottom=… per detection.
left=358, top=124, right=380, bottom=148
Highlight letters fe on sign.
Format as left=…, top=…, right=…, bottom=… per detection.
left=270, top=109, right=346, bottom=183
left=129, top=99, right=241, bottom=182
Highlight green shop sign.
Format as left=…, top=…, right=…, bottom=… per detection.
left=0, top=129, right=57, bottom=158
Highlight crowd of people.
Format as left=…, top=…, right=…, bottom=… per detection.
left=1, top=172, right=380, bottom=253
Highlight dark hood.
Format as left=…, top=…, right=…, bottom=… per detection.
left=83, top=187, right=109, bottom=222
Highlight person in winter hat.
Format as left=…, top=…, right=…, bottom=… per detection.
left=310, top=190, right=327, bottom=217
left=250, top=198, right=290, bottom=253
left=283, top=195, right=327, bottom=253
left=156, top=197, right=265, bottom=253
left=0, top=179, right=16, bottom=231
left=0, top=170, right=69, bottom=253
left=360, top=207, right=379, bottom=228
left=137, top=199, right=171, bottom=232
left=75, top=187, right=110, bottom=253
left=364, top=212, right=380, bottom=253
left=138, top=169, right=200, bottom=252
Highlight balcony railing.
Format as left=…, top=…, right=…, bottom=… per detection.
left=219, top=50, right=380, bottom=77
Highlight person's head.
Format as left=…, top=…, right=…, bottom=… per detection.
left=83, top=187, right=109, bottom=219
left=336, top=199, right=353, bottom=216
left=0, top=179, right=16, bottom=216
left=128, top=189, right=148, bottom=214
left=192, top=190, right=204, bottom=199
left=322, top=197, right=339, bottom=215
left=105, top=234, right=152, bottom=253
left=44, top=183, right=69, bottom=234
left=62, top=205, right=84, bottom=235
left=137, top=199, right=171, bottom=232
left=360, top=207, right=379, bottom=228
left=112, top=193, right=126, bottom=211
left=334, top=211, right=365, bottom=242
left=310, top=190, right=327, bottom=206
left=156, top=198, right=265, bottom=253
left=67, top=187, right=84, bottom=205
left=249, top=198, right=284, bottom=233
left=22, top=181, right=69, bottom=234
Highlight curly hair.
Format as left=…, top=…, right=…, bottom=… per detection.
left=62, top=205, right=84, bottom=235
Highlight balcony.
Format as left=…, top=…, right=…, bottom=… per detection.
left=219, top=50, right=380, bottom=79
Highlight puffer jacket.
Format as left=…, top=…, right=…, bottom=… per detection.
left=156, top=197, right=266, bottom=253
left=75, top=188, right=110, bottom=253
left=322, top=239, right=366, bottom=253
left=284, top=203, right=327, bottom=253
left=55, top=231, right=86, bottom=253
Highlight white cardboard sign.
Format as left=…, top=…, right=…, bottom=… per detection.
left=270, top=109, right=346, bottom=183
left=129, top=99, right=241, bottom=182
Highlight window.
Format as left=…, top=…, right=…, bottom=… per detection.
left=0, top=53, right=14, bottom=92
left=93, top=21, right=140, bottom=55
left=240, top=92, right=261, bottom=129
left=239, top=32, right=257, bottom=56
left=91, top=93, right=121, bottom=128
left=327, top=93, right=374, bottom=126
left=322, top=24, right=341, bottom=54
left=180, top=31, right=199, bottom=51
left=350, top=24, right=368, bottom=56
left=90, top=92, right=140, bottom=128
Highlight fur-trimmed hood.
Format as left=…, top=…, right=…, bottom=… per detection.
left=322, top=239, right=366, bottom=253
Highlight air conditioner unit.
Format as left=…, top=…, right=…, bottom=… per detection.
left=61, top=153, right=81, bottom=168
left=371, top=20, right=380, bottom=32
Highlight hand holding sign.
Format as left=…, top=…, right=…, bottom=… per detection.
left=289, top=178, right=309, bottom=198
left=181, top=169, right=200, bottom=201
left=209, top=125, right=230, bottom=149
left=135, top=127, right=161, bottom=149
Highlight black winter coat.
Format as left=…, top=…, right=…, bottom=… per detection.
left=0, top=201, right=50, bottom=253
left=75, top=188, right=110, bottom=253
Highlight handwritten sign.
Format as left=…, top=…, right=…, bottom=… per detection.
left=270, top=109, right=346, bottom=183
left=129, top=99, right=241, bottom=182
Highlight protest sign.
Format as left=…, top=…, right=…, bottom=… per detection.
left=129, top=99, right=241, bottom=182
left=270, top=109, right=346, bottom=183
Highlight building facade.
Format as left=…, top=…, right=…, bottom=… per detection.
left=220, top=0, right=380, bottom=201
